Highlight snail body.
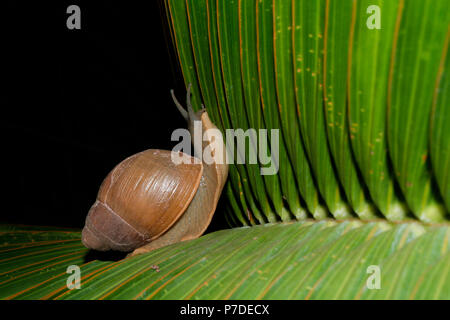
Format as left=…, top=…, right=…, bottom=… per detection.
left=81, top=85, right=228, bottom=256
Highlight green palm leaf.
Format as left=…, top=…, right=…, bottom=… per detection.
left=166, top=0, right=449, bottom=223
left=387, top=0, right=449, bottom=222
left=256, top=0, right=307, bottom=220
left=272, top=0, right=326, bottom=219
left=239, top=0, right=289, bottom=221
left=1, top=221, right=448, bottom=300
left=348, top=0, right=407, bottom=221
left=324, top=0, right=376, bottom=220
left=292, top=0, right=352, bottom=219
left=429, top=30, right=450, bottom=212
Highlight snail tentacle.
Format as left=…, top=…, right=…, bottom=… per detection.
left=170, top=89, right=188, bottom=120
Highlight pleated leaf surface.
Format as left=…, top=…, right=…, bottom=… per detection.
left=1, top=221, right=449, bottom=300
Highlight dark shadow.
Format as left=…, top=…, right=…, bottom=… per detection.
left=83, top=249, right=128, bottom=263
left=204, top=189, right=234, bottom=234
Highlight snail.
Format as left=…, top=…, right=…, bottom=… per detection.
left=81, top=84, right=228, bottom=257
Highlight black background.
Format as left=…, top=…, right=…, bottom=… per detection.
left=2, top=1, right=227, bottom=231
